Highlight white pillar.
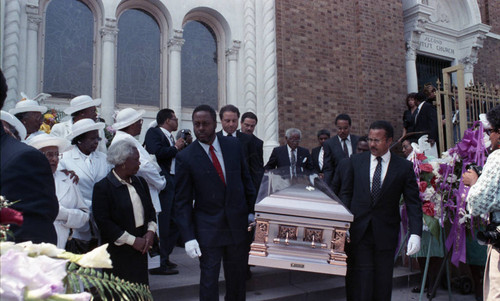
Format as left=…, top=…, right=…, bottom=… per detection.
left=243, top=0, right=257, bottom=114
left=405, top=41, right=418, bottom=93
left=99, top=19, right=118, bottom=125
left=226, top=41, right=241, bottom=107
left=168, top=30, right=184, bottom=127
left=460, top=56, right=477, bottom=86
left=26, top=5, right=42, bottom=98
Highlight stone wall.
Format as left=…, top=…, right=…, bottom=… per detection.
left=475, top=0, right=500, bottom=86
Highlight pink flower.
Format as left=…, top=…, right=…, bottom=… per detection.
left=422, top=201, right=435, bottom=217
left=419, top=181, right=428, bottom=193
left=416, top=153, right=427, bottom=161
left=419, top=163, right=433, bottom=173
left=0, top=208, right=23, bottom=226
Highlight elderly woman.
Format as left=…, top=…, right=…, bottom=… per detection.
left=9, top=96, right=47, bottom=142
left=58, top=118, right=110, bottom=252
left=28, top=134, right=89, bottom=249
left=463, top=105, right=500, bottom=301
left=92, top=140, right=157, bottom=285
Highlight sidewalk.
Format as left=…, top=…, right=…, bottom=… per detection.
left=148, top=247, right=479, bottom=300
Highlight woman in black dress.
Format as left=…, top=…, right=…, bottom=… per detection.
left=92, top=140, right=157, bottom=285
left=400, top=92, right=418, bottom=141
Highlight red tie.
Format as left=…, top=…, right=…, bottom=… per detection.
left=209, top=145, right=225, bottom=185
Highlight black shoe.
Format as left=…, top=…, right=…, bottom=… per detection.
left=149, top=267, right=179, bottom=275
left=166, top=260, right=178, bottom=269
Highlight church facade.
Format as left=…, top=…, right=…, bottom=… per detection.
left=1, top=0, right=498, bottom=154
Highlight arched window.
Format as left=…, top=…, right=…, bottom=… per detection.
left=181, top=21, right=218, bottom=109
left=43, top=0, right=94, bottom=98
left=116, top=9, right=161, bottom=107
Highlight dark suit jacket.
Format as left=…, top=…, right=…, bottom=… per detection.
left=264, top=145, right=313, bottom=174
left=144, top=126, right=177, bottom=177
left=341, top=151, right=422, bottom=250
left=414, top=102, right=438, bottom=141
left=92, top=173, right=156, bottom=244
left=311, top=146, right=324, bottom=174
left=323, top=134, right=360, bottom=187
left=0, top=126, right=59, bottom=244
left=217, top=130, right=263, bottom=191
left=250, top=133, right=265, bottom=188
left=174, top=137, right=256, bottom=247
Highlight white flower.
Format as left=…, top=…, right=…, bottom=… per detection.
left=458, top=208, right=471, bottom=225
left=49, top=292, right=92, bottom=301
left=447, top=174, right=458, bottom=184
left=12, top=241, right=64, bottom=257
left=75, top=244, right=112, bottom=269
left=422, top=186, right=436, bottom=201
left=0, top=241, right=24, bottom=255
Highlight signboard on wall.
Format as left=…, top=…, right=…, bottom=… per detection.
left=418, top=34, right=457, bottom=58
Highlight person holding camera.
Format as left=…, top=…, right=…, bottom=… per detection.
left=463, top=105, right=500, bottom=301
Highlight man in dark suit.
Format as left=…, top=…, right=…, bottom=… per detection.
left=217, top=105, right=263, bottom=192
left=341, top=120, right=422, bottom=301
left=240, top=111, right=264, bottom=190
left=323, top=114, right=360, bottom=189
left=414, top=92, right=439, bottom=149
left=144, top=109, right=186, bottom=275
left=264, top=128, right=313, bottom=176
left=0, top=69, right=59, bottom=244
left=311, top=129, right=331, bottom=179
left=175, top=105, right=256, bottom=301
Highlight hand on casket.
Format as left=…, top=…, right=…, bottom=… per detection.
left=406, top=234, right=421, bottom=256
left=185, top=239, right=202, bottom=258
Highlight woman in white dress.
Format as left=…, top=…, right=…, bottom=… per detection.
left=29, top=134, right=89, bottom=249
left=58, top=118, right=110, bottom=252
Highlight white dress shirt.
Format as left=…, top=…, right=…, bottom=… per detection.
left=337, top=135, right=354, bottom=156
left=369, top=151, right=391, bottom=190
left=198, top=136, right=227, bottom=182
left=159, top=127, right=176, bottom=175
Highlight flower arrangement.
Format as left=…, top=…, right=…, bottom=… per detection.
left=0, top=196, right=153, bottom=300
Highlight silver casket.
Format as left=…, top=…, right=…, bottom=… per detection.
left=249, top=169, right=353, bottom=275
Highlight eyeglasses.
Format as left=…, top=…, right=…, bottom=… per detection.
left=43, top=151, right=63, bottom=159
left=367, top=138, right=386, bottom=145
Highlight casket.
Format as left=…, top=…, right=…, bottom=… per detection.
left=249, top=171, right=353, bottom=275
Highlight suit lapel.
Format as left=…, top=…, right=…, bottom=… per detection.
left=360, top=153, right=371, bottom=197
left=69, top=148, right=94, bottom=180
left=193, top=140, right=226, bottom=187
left=378, top=154, right=398, bottom=200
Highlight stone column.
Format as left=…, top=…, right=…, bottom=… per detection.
left=168, top=30, right=184, bottom=127
left=99, top=19, right=118, bottom=124
left=405, top=41, right=419, bottom=93
left=460, top=56, right=478, bottom=86
left=244, top=0, right=257, bottom=114
left=2, top=0, right=22, bottom=109
left=26, top=5, right=42, bottom=97
left=226, top=41, right=241, bottom=107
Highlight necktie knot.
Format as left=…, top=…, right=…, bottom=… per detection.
left=377, top=156, right=382, bottom=163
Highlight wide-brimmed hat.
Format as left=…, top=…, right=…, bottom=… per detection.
left=28, top=133, right=70, bottom=152
left=1, top=110, right=27, bottom=141
left=67, top=118, right=105, bottom=141
left=9, top=97, right=47, bottom=115
left=112, top=108, right=145, bottom=130
left=64, top=95, right=102, bottom=115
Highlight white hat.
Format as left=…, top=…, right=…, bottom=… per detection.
left=28, top=133, right=70, bottom=152
left=9, top=96, right=47, bottom=115
left=67, top=118, right=105, bottom=141
left=479, top=113, right=492, bottom=130
left=1, top=110, right=27, bottom=141
left=64, top=95, right=102, bottom=115
left=112, top=108, right=145, bottom=130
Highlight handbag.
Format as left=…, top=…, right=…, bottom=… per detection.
left=65, top=232, right=98, bottom=254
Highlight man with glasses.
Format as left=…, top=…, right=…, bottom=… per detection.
left=323, top=114, right=360, bottom=189
left=145, top=109, right=186, bottom=275
left=264, top=128, right=313, bottom=177
left=341, top=120, right=422, bottom=301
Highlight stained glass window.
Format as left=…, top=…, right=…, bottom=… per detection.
left=181, top=21, right=218, bottom=109
left=43, top=0, right=93, bottom=98
left=116, top=9, right=160, bottom=106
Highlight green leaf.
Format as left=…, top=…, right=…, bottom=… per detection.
left=423, top=214, right=441, bottom=240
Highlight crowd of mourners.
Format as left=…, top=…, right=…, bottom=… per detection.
left=1, top=68, right=499, bottom=301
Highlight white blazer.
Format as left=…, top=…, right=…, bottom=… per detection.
left=59, top=148, right=110, bottom=240
left=110, top=131, right=166, bottom=212
left=51, top=119, right=107, bottom=153
left=53, top=171, right=90, bottom=249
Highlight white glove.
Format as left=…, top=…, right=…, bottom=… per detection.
left=185, top=239, right=202, bottom=258
left=248, top=213, right=255, bottom=223
left=406, top=234, right=421, bottom=256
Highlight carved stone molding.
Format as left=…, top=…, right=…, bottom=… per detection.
left=3, top=0, right=22, bottom=109
left=243, top=0, right=257, bottom=112
left=100, top=19, right=119, bottom=43
left=168, top=30, right=184, bottom=52
left=26, top=4, right=42, bottom=31
left=225, top=40, right=241, bottom=61
left=405, top=40, right=417, bottom=61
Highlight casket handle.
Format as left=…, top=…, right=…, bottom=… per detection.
left=273, top=237, right=327, bottom=249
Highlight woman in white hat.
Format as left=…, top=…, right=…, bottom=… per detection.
left=110, top=108, right=165, bottom=212
left=29, top=134, right=90, bottom=249
left=1, top=110, right=27, bottom=141
left=9, top=96, right=47, bottom=142
left=51, top=95, right=107, bottom=153
left=58, top=118, right=111, bottom=251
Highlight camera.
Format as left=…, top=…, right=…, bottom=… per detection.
left=179, top=129, right=191, bottom=140
left=477, top=212, right=500, bottom=252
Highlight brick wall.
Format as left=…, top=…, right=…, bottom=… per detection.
left=275, top=0, right=408, bottom=150
left=474, top=0, right=500, bottom=86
